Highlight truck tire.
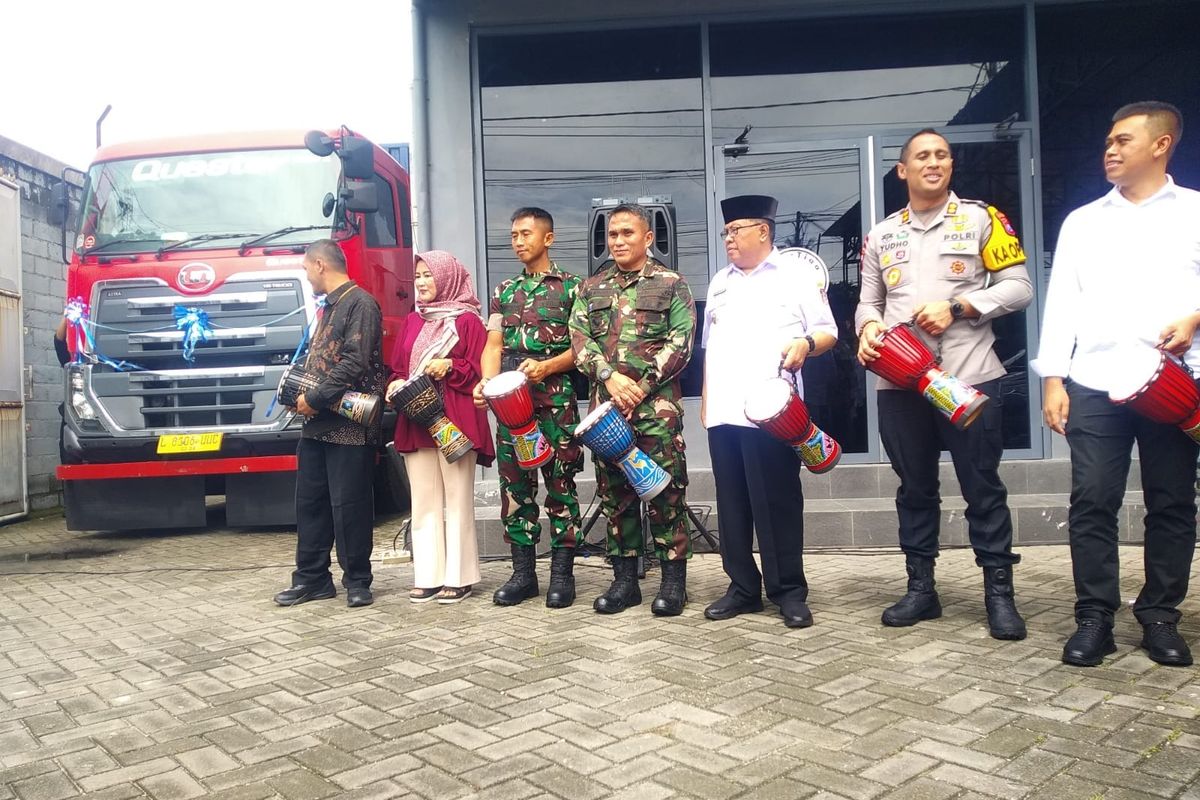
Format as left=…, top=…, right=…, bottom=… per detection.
left=374, top=442, right=411, bottom=514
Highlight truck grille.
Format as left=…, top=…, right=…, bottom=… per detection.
left=88, top=276, right=309, bottom=432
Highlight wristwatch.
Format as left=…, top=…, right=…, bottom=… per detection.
left=598, top=366, right=613, bottom=381
left=803, top=334, right=817, bottom=354
left=950, top=299, right=965, bottom=320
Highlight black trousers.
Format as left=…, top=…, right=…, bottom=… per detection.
left=709, top=424, right=807, bottom=605
left=878, top=380, right=1017, bottom=568
left=293, top=438, right=375, bottom=590
left=1065, top=380, right=1198, bottom=624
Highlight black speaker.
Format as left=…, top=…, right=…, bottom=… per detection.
left=587, top=196, right=676, bottom=275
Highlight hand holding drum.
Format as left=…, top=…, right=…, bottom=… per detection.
left=277, top=364, right=381, bottom=427
left=1109, top=346, right=1200, bottom=442
left=575, top=401, right=671, bottom=500
left=389, top=374, right=476, bottom=463
left=744, top=374, right=841, bottom=473
left=482, top=371, right=553, bottom=470
left=864, top=322, right=988, bottom=430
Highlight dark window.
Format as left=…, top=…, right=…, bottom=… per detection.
left=479, top=27, right=701, bottom=87
left=396, top=181, right=413, bottom=248
left=708, top=9, right=1025, bottom=146
left=1037, top=0, right=1200, bottom=250
left=366, top=174, right=397, bottom=248
left=710, top=10, right=1024, bottom=77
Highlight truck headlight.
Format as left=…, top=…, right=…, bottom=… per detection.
left=67, top=366, right=97, bottom=421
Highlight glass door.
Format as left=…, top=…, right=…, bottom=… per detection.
left=875, top=126, right=1041, bottom=457
left=714, top=138, right=878, bottom=461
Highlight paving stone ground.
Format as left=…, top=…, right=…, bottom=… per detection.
left=0, top=512, right=1197, bottom=800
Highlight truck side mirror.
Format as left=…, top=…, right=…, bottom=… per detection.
left=339, top=137, right=375, bottom=181
left=342, top=179, right=379, bottom=213
left=49, top=182, right=70, bottom=226
left=304, top=130, right=336, bottom=157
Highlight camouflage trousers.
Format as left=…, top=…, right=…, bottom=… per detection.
left=594, top=414, right=690, bottom=561
left=498, top=397, right=584, bottom=549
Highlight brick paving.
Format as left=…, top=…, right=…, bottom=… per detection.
left=0, top=513, right=1197, bottom=800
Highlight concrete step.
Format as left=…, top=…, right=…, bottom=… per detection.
left=464, top=459, right=1162, bottom=558
left=465, top=490, right=1154, bottom=560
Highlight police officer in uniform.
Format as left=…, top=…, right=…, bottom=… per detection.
left=703, top=194, right=838, bottom=628
left=475, top=207, right=585, bottom=608
left=569, top=203, right=696, bottom=616
left=855, top=128, right=1033, bottom=639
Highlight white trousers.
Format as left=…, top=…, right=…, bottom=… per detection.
left=404, top=448, right=481, bottom=589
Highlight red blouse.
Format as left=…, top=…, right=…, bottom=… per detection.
left=388, top=312, right=495, bottom=467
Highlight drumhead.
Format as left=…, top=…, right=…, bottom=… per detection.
left=576, top=401, right=615, bottom=436
left=483, top=370, right=526, bottom=398
left=744, top=378, right=794, bottom=423
left=1107, top=346, right=1163, bottom=401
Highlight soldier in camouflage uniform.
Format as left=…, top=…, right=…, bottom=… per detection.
left=568, top=203, right=696, bottom=616
left=474, top=208, right=585, bottom=608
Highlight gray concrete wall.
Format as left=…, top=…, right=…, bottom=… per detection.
left=0, top=135, right=82, bottom=512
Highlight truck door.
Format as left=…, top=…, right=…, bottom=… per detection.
left=359, top=164, right=410, bottom=359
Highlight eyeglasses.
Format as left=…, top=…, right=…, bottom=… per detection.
left=720, top=222, right=766, bottom=239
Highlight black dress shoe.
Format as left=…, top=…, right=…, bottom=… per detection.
left=347, top=587, right=374, bottom=608
left=704, top=592, right=764, bottom=621
left=1062, top=618, right=1116, bottom=666
left=781, top=599, right=814, bottom=629
left=274, top=583, right=336, bottom=606
left=1141, top=622, right=1193, bottom=666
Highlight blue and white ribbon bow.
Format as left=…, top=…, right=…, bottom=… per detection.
left=173, top=305, right=212, bottom=363
left=64, top=298, right=91, bottom=363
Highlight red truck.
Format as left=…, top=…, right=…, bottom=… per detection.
left=52, top=128, right=413, bottom=530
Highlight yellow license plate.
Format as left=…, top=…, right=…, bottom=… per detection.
left=157, top=432, right=224, bottom=454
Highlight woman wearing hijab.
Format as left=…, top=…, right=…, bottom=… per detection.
left=387, top=251, right=495, bottom=603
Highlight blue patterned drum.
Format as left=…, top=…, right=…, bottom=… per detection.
left=575, top=402, right=671, bottom=501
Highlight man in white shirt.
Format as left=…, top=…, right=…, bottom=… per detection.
left=1034, top=101, right=1199, bottom=667
left=701, top=194, right=837, bottom=628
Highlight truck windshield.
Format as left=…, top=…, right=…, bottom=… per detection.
left=75, top=148, right=340, bottom=254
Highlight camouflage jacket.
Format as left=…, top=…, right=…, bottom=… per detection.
left=569, top=258, right=695, bottom=418
left=486, top=261, right=581, bottom=408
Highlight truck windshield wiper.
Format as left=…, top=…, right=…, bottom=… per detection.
left=238, top=226, right=330, bottom=256
left=157, top=232, right=258, bottom=259
left=81, top=236, right=160, bottom=256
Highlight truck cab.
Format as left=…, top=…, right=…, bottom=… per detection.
left=55, top=128, right=413, bottom=530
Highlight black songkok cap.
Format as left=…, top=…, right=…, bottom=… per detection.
left=720, top=194, right=778, bottom=224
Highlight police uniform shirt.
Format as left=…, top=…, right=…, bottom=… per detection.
left=703, top=248, right=838, bottom=428
left=1032, top=176, right=1200, bottom=392
left=854, top=192, right=1033, bottom=388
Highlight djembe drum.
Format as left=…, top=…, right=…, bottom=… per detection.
left=867, top=322, right=989, bottom=430
left=482, top=371, right=553, bottom=469
left=1109, top=347, right=1200, bottom=442
left=575, top=401, right=671, bottom=501
left=276, top=364, right=381, bottom=427
left=389, top=375, right=475, bottom=463
left=744, top=374, right=841, bottom=473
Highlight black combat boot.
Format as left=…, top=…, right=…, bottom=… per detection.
left=594, top=556, right=641, bottom=614
left=493, top=544, right=539, bottom=606
left=651, top=559, right=688, bottom=616
left=881, top=556, right=942, bottom=627
left=983, top=566, right=1027, bottom=640
left=545, top=547, right=577, bottom=609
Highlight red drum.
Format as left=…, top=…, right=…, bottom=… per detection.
left=744, top=376, right=841, bottom=473
left=483, top=371, right=553, bottom=469
left=867, top=323, right=989, bottom=430
left=1109, top=348, right=1200, bottom=442
left=868, top=323, right=937, bottom=389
